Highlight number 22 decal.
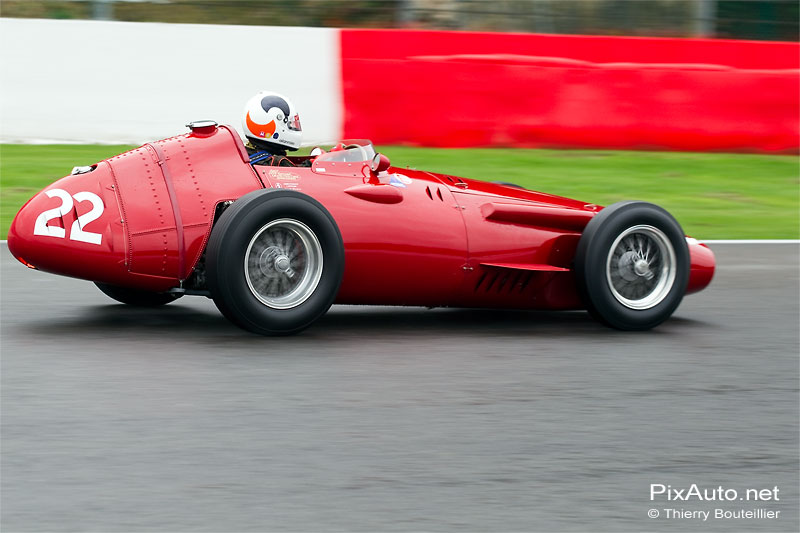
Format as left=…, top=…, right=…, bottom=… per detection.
left=33, top=188, right=105, bottom=245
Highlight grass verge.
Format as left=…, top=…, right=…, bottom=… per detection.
left=1, top=144, right=797, bottom=239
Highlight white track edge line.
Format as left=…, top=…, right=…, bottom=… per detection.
left=701, top=240, right=800, bottom=244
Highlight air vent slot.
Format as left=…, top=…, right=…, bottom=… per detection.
left=519, top=272, right=533, bottom=292
left=425, top=186, right=433, bottom=200
left=436, top=188, right=444, bottom=201
left=495, top=272, right=511, bottom=292
left=474, top=269, right=535, bottom=294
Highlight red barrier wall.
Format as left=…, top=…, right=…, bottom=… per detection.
left=340, top=30, right=799, bottom=152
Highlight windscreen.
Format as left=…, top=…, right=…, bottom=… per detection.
left=315, top=143, right=376, bottom=163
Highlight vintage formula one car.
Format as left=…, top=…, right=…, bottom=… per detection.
left=8, top=121, right=715, bottom=335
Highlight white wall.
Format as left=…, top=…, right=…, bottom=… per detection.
left=0, top=18, right=342, bottom=145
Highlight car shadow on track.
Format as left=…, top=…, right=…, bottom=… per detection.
left=20, top=302, right=706, bottom=341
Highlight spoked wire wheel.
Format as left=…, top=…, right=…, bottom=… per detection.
left=206, top=189, right=344, bottom=336
left=574, top=201, right=689, bottom=330
left=605, top=225, right=676, bottom=310
left=244, top=219, right=323, bottom=310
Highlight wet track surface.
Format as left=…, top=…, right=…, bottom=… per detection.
left=1, top=243, right=798, bottom=532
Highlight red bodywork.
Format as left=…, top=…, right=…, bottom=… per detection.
left=8, top=125, right=715, bottom=309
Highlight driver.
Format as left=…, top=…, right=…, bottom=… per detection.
left=242, top=91, right=310, bottom=167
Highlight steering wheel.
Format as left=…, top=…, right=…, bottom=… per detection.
left=343, top=143, right=369, bottom=163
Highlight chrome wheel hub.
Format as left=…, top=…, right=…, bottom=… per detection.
left=633, top=258, right=654, bottom=279
left=606, top=225, right=676, bottom=310
left=245, top=219, right=323, bottom=310
left=258, top=246, right=294, bottom=278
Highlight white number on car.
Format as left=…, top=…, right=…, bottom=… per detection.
left=70, top=191, right=104, bottom=244
left=33, top=188, right=104, bottom=245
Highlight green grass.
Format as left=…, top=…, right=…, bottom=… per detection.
left=1, top=145, right=136, bottom=240
left=1, top=144, right=798, bottom=239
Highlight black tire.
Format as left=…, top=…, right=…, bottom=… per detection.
left=206, top=189, right=344, bottom=336
left=95, top=282, right=182, bottom=307
left=574, top=201, right=690, bottom=330
left=492, top=181, right=526, bottom=189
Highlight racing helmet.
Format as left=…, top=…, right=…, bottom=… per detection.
left=242, top=91, right=302, bottom=151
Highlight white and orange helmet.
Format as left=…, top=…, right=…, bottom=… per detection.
left=242, top=91, right=302, bottom=151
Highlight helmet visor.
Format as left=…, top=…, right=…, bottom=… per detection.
left=288, top=114, right=302, bottom=131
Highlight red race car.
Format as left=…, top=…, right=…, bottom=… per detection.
left=8, top=121, right=715, bottom=335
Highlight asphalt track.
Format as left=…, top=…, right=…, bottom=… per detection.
left=1, top=242, right=798, bottom=532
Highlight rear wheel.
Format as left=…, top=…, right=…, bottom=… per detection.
left=574, top=201, right=689, bottom=330
left=206, top=189, right=344, bottom=336
left=95, top=282, right=182, bottom=307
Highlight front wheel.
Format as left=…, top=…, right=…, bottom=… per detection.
left=206, top=189, right=344, bottom=336
left=574, top=201, right=689, bottom=330
left=491, top=181, right=526, bottom=189
left=95, top=282, right=182, bottom=307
